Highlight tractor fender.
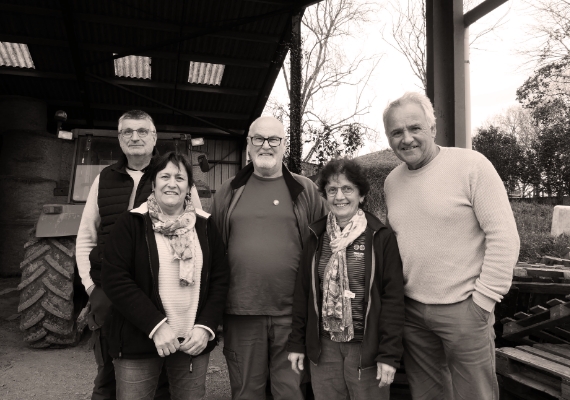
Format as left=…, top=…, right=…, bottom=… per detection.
left=35, top=204, right=85, bottom=238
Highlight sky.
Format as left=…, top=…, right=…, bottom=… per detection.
left=265, top=0, right=538, bottom=156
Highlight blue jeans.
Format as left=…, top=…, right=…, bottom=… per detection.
left=309, top=336, right=389, bottom=400
left=113, top=352, right=209, bottom=400
left=223, top=314, right=304, bottom=400
left=403, top=296, right=497, bottom=400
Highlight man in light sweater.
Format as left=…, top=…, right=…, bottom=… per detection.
left=76, top=110, right=200, bottom=400
left=383, top=92, right=520, bottom=400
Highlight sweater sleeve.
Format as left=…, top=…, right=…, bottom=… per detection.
left=470, top=155, right=520, bottom=312
left=75, top=175, right=100, bottom=291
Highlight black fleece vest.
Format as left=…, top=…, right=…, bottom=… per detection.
left=88, top=158, right=153, bottom=285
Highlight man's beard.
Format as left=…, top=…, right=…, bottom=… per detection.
left=253, top=155, right=277, bottom=170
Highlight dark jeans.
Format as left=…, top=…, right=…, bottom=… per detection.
left=403, top=296, right=497, bottom=400
left=223, top=314, right=304, bottom=400
left=114, top=352, right=209, bottom=400
left=89, top=287, right=170, bottom=400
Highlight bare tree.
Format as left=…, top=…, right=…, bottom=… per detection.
left=266, top=0, right=381, bottom=165
left=383, top=0, right=510, bottom=91
left=521, top=0, right=570, bottom=68
left=481, top=105, right=538, bottom=149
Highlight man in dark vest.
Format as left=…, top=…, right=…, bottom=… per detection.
left=76, top=110, right=199, bottom=399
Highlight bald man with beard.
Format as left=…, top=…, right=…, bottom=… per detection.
left=211, top=116, right=327, bottom=399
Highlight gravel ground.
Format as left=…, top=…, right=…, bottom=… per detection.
left=0, top=277, right=231, bottom=400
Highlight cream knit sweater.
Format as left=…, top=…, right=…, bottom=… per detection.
left=384, top=147, right=520, bottom=312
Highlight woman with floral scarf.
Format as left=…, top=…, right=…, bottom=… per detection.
left=101, top=152, right=228, bottom=400
left=287, top=158, right=405, bottom=400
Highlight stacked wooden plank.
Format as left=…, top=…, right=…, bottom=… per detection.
left=513, top=260, right=570, bottom=295
left=501, top=296, right=570, bottom=345
left=496, top=344, right=570, bottom=400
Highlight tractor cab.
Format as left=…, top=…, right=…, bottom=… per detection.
left=36, top=128, right=204, bottom=239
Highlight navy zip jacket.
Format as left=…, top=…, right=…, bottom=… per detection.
left=101, top=203, right=229, bottom=359
left=286, top=211, right=405, bottom=370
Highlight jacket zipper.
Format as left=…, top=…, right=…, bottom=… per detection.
left=309, top=226, right=321, bottom=364
left=118, top=317, right=125, bottom=358
left=143, top=217, right=165, bottom=314
left=198, top=222, right=210, bottom=314
left=358, top=229, right=378, bottom=380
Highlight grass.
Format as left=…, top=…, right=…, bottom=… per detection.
left=511, top=201, right=570, bottom=262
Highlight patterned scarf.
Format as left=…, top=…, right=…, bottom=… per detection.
left=322, top=209, right=367, bottom=342
left=147, top=192, right=202, bottom=286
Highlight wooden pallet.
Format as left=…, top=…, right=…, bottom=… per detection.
left=501, top=297, right=570, bottom=345
left=496, top=345, right=570, bottom=399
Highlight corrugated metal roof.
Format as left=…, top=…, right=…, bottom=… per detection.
left=0, top=42, right=34, bottom=68
left=188, top=62, right=224, bottom=85
left=0, top=0, right=319, bottom=136
left=113, top=54, right=151, bottom=79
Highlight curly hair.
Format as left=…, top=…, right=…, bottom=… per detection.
left=317, top=158, right=370, bottom=209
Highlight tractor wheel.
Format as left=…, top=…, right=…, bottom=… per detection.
left=18, top=234, right=78, bottom=348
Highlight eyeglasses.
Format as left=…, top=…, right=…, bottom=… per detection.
left=326, top=186, right=355, bottom=196
left=248, top=136, right=283, bottom=147
left=120, top=128, right=154, bottom=138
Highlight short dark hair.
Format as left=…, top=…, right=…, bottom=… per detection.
left=118, top=110, right=156, bottom=132
left=151, top=151, right=194, bottom=188
left=317, top=158, right=370, bottom=208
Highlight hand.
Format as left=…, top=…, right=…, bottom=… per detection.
left=152, top=323, right=180, bottom=357
left=179, top=327, right=209, bottom=356
left=287, top=352, right=305, bottom=375
left=376, top=363, right=396, bottom=388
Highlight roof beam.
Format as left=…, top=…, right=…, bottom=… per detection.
left=66, top=119, right=244, bottom=135
left=46, top=100, right=249, bottom=120
left=0, top=34, right=269, bottom=68
left=59, top=0, right=93, bottom=127
left=0, top=68, right=258, bottom=96
left=464, top=0, right=509, bottom=27
left=0, top=4, right=280, bottom=44
left=85, top=71, right=242, bottom=136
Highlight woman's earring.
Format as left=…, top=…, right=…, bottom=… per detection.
left=185, top=191, right=191, bottom=202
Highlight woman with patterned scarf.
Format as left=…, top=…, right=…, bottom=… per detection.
left=101, top=151, right=228, bottom=400
left=287, top=158, right=405, bottom=400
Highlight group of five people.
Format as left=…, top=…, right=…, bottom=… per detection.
left=76, top=91, right=520, bottom=400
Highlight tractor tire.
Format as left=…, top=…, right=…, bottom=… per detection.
left=18, top=234, right=77, bottom=348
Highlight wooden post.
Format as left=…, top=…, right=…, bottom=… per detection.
left=288, top=11, right=302, bottom=174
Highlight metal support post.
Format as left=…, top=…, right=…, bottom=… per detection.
left=288, top=11, right=302, bottom=174
left=426, top=0, right=467, bottom=148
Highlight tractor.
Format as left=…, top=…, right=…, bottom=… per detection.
left=18, top=125, right=211, bottom=348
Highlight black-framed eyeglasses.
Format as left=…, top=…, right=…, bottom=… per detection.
left=326, top=185, right=355, bottom=196
left=120, top=128, right=154, bottom=138
left=248, top=136, right=283, bottom=147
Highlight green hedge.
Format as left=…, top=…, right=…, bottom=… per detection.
left=355, top=149, right=402, bottom=222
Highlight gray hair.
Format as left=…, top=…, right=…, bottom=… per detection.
left=118, top=110, right=156, bottom=132
left=382, top=92, right=436, bottom=130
